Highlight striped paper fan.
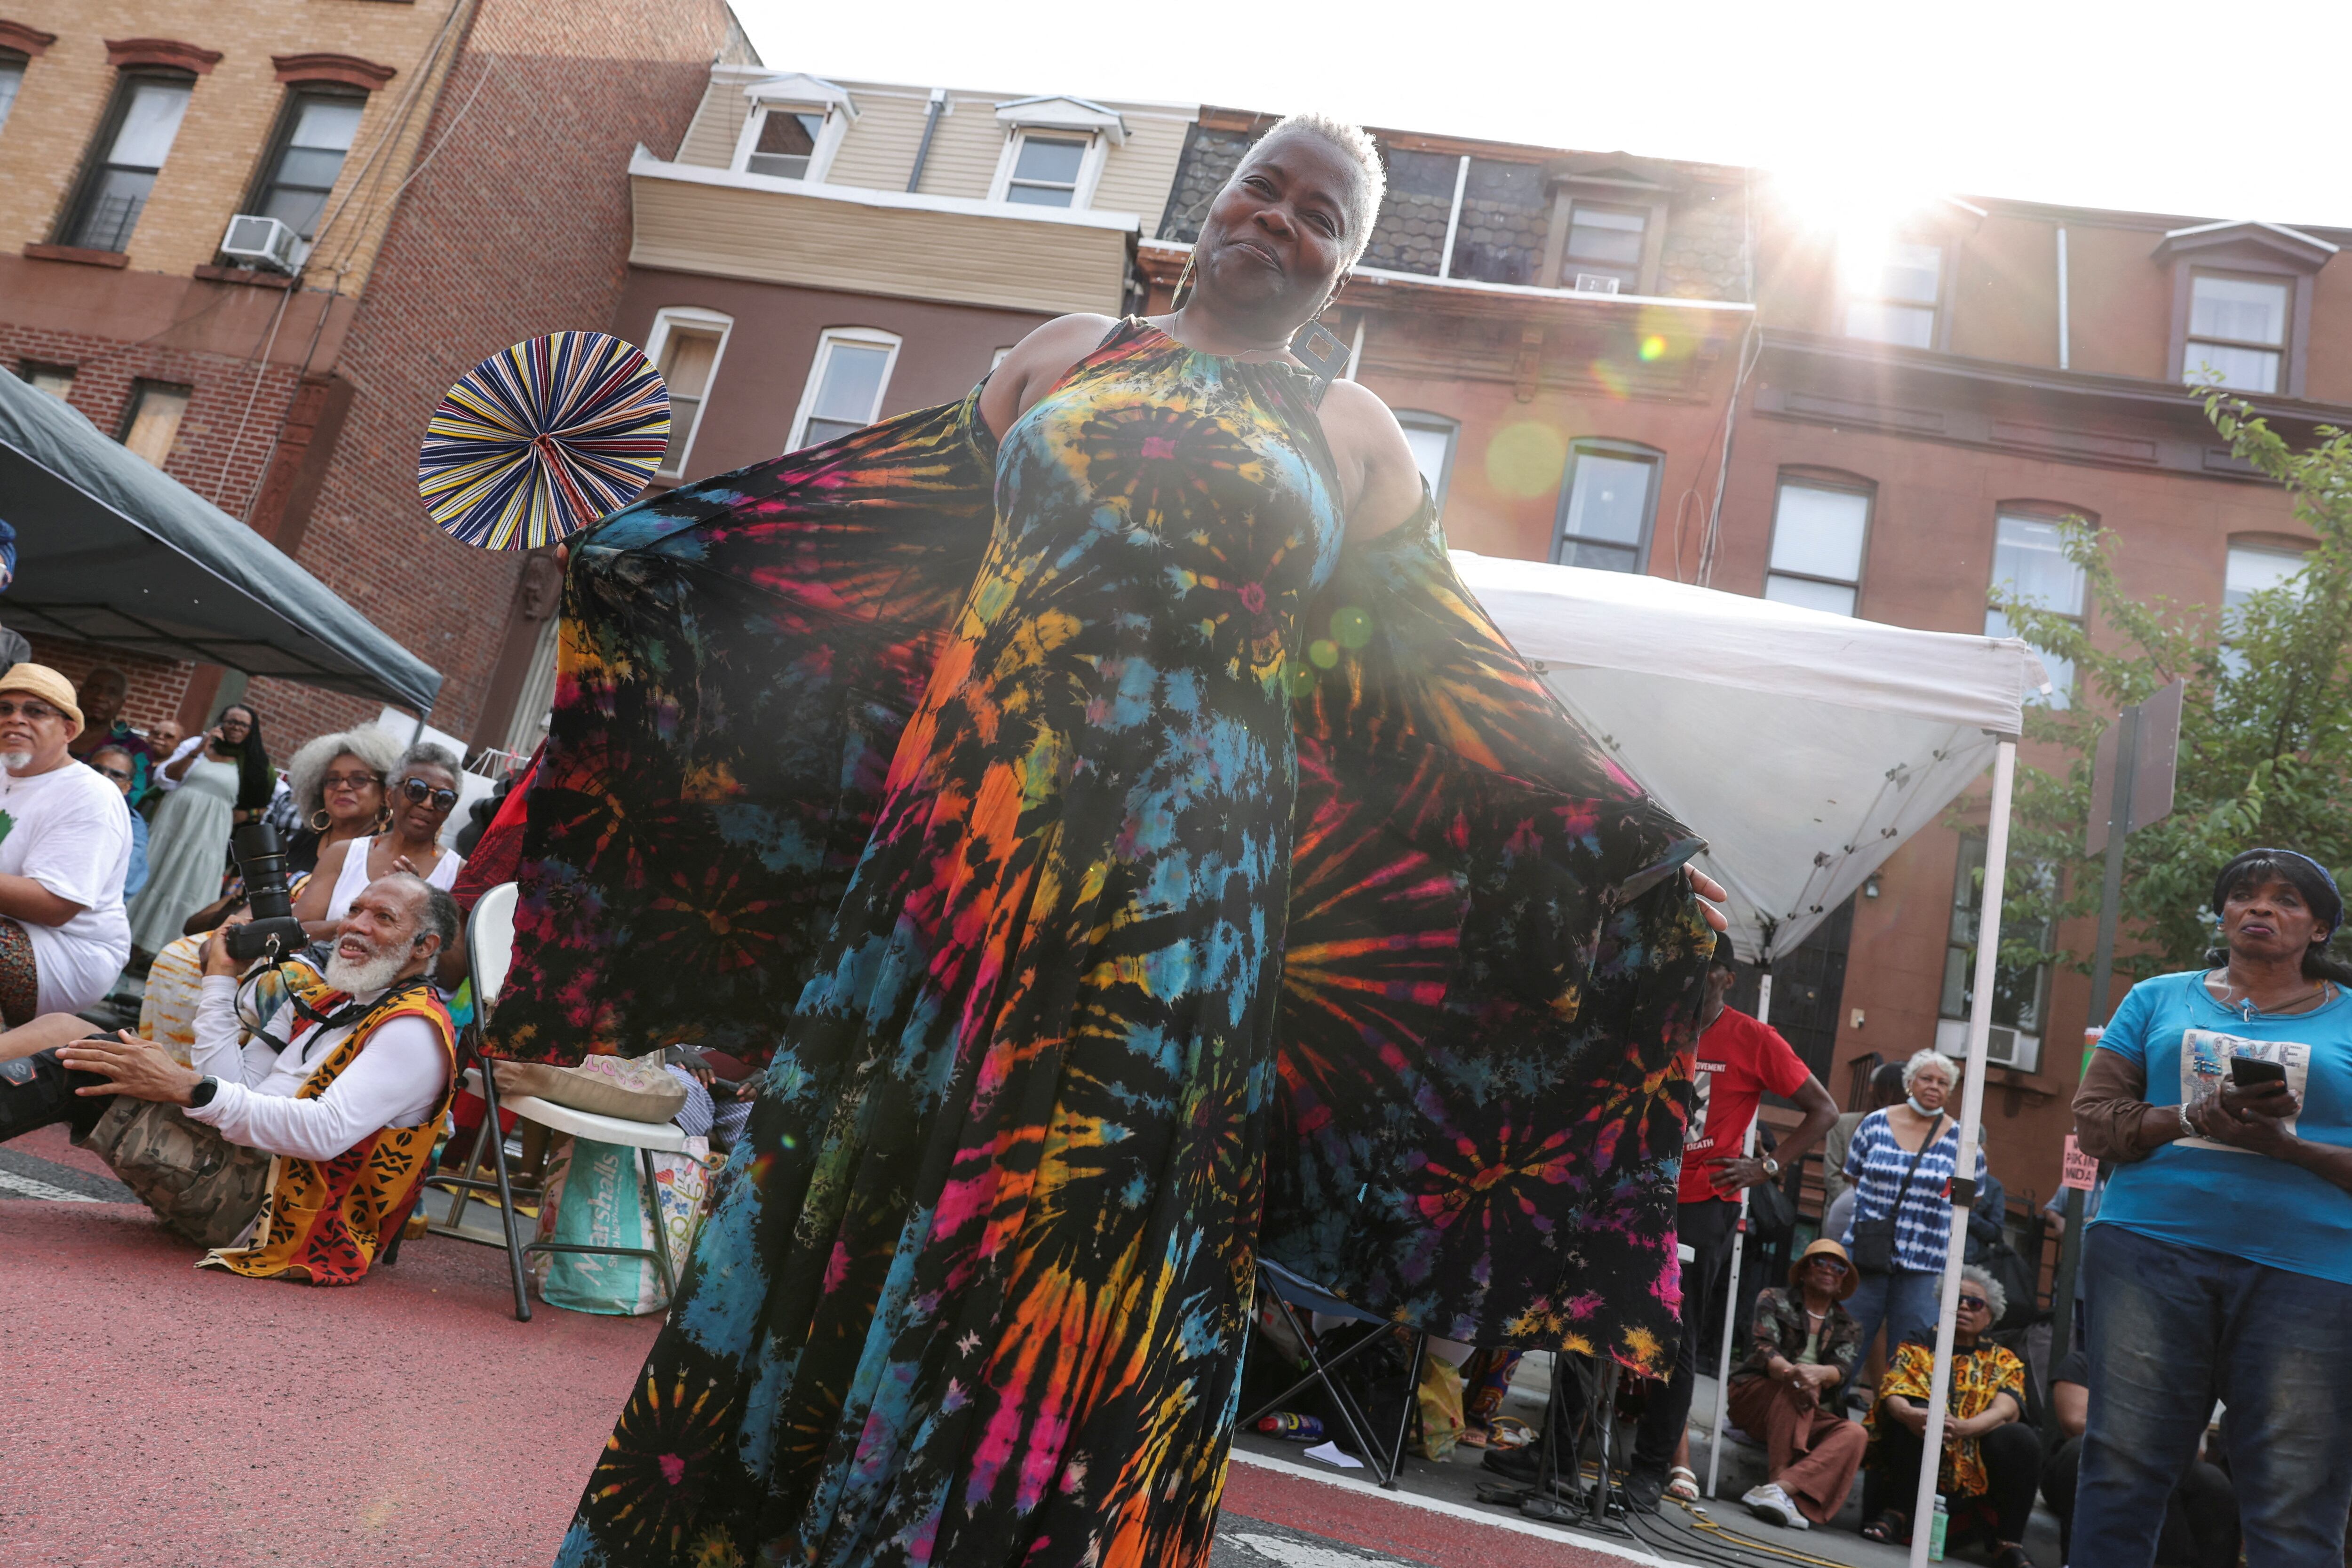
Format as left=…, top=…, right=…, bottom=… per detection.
left=418, top=331, right=669, bottom=550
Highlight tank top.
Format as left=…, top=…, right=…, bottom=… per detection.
left=326, top=835, right=463, bottom=921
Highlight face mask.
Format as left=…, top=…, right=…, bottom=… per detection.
left=1907, top=1093, right=1941, bottom=1117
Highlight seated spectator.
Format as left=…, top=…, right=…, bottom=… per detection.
left=67, top=665, right=157, bottom=806
left=294, top=743, right=466, bottom=936
left=1734, top=1238, right=1868, bottom=1529
left=0, top=664, right=132, bottom=1020
left=2041, top=1345, right=2238, bottom=1568
left=0, top=873, right=458, bottom=1285
left=87, top=743, right=149, bottom=901
left=1859, top=1265, right=2035, bottom=1568
left=279, top=728, right=397, bottom=877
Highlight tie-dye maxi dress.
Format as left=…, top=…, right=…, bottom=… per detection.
left=516, top=321, right=1713, bottom=1568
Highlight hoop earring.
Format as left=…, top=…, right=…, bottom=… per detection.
left=1170, top=254, right=1197, bottom=311
left=309, top=808, right=331, bottom=832
left=373, top=806, right=392, bottom=833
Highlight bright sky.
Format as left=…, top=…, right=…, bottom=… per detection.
left=736, top=0, right=2352, bottom=229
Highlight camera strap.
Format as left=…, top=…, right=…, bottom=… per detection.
left=248, top=970, right=434, bottom=1066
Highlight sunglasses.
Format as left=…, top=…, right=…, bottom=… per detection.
left=1957, top=1295, right=1990, bottom=1311
left=0, top=700, right=62, bottom=721
left=400, top=778, right=459, bottom=811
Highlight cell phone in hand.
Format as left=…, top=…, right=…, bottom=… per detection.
left=2228, top=1056, right=2288, bottom=1089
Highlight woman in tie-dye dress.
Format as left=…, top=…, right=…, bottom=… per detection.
left=522, top=114, right=1718, bottom=1568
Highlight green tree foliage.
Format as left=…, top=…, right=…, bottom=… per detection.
left=1990, top=394, right=2352, bottom=986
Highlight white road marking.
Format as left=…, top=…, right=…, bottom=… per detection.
left=0, top=1169, right=101, bottom=1202
left=1230, top=1533, right=1418, bottom=1567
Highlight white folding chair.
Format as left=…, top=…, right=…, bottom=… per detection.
left=422, top=881, right=690, bottom=1322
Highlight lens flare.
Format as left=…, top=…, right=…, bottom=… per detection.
left=1638, top=334, right=1668, bottom=362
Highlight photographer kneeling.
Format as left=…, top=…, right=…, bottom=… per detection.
left=0, top=872, right=458, bottom=1285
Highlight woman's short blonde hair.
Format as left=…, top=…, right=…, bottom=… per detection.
left=1901, top=1047, right=1955, bottom=1091
left=1236, top=112, right=1387, bottom=269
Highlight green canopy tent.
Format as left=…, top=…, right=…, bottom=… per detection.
left=0, top=368, right=440, bottom=711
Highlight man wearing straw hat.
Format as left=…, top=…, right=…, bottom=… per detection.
left=0, top=663, right=131, bottom=1021
left=1732, top=1237, right=1869, bottom=1530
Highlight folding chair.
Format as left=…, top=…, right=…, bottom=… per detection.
left=420, top=881, right=687, bottom=1321
left=1243, top=1257, right=1428, bottom=1489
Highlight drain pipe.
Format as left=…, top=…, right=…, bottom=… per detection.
left=906, top=88, right=945, bottom=193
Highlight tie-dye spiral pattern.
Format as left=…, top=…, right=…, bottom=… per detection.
left=529, top=322, right=1709, bottom=1567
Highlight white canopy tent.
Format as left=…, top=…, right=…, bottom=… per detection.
left=1454, top=551, right=2044, bottom=1558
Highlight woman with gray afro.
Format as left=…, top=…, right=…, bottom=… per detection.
left=278, top=727, right=401, bottom=877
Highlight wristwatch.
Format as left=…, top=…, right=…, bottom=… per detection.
left=187, top=1075, right=219, bottom=1109
left=1762, top=1156, right=1782, bottom=1178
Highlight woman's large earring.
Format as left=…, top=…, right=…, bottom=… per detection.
left=373, top=805, right=392, bottom=832
left=1170, top=254, right=1197, bottom=311
left=309, top=808, right=331, bottom=832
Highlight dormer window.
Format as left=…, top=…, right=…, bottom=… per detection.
left=989, top=96, right=1123, bottom=211
left=2155, top=219, right=2333, bottom=399
left=747, top=109, right=825, bottom=180
left=731, top=73, right=856, bottom=184
left=2185, top=272, right=2289, bottom=392
left=1843, top=240, right=1943, bottom=348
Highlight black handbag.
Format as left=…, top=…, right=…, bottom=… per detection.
left=1747, top=1169, right=1798, bottom=1241
left=1849, top=1114, right=1944, bottom=1274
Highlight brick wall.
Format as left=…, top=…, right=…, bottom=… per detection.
left=266, top=0, right=742, bottom=747
left=18, top=635, right=194, bottom=738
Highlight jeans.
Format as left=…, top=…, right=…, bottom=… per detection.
left=2076, top=1223, right=2352, bottom=1568
left=1840, top=1266, right=1941, bottom=1398
left=1632, top=1197, right=1738, bottom=1473
left=2044, top=1434, right=2240, bottom=1568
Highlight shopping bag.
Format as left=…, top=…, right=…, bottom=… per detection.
left=532, top=1133, right=710, bottom=1315
left=1414, top=1353, right=1468, bottom=1459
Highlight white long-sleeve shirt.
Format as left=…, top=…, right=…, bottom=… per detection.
left=183, top=975, right=447, bottom=1162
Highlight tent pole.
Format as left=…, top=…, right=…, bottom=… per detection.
left=1704, top=964, right=1769, bottom=1498
left=1909, top=739, right=2017, bottom=1568
left=410, top=705, right=431, bottom=748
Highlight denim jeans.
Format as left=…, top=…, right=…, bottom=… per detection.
left=1840, top=1266, right=1940, bottom=1398
left=2077, top=1222, right=2352, bottom=1568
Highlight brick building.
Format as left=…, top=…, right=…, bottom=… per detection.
left=0, top=0, right=747, bottom=749
left=1143, top=114, right=2352, bottom=1210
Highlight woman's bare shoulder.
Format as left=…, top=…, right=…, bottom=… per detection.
left=1317, top=378, right=1424, bottom=540
left=978, top=314, right=1123, bottom=438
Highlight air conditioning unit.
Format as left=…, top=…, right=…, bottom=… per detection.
left=219, top=214, right=304, bottom=274
left=1573, top=272, right=1621, bottom=294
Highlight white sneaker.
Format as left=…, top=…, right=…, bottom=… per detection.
left=1741, top=1482, right=1810, bottom=1530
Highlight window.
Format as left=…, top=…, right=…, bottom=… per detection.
left=118, top=381, right=191, bottom=467
left=1765, top=478, right=1871, bottom=615
left=1937, top=835, right=2048, bottom=1073
left=1986, top=511, right=2087, bottom=708
left=1843, top=240, right=1942, bottom=348
left=746, top=107, right=825, bottom=179
left=1394, top=412, right=1458, bottom=515
left=1564, top=202, right=1647, bottom=293
left=2184, top=272, right=2289, bottom=393
left=0, top=52, right=24, bottom=135
left=1003, top=132, right=1088, bottom=207
left=790, top=329, right=899, bottom=450
left=2225, top=540, right=2307, bottom=610
left=63, top=72, right=195, bottom=252
left=249, top=89, right=364, bottom=240
left=1449, top=159, right=1548, bottom=286
left=19, top=362, right=74, bottom=401
left=1554, top=440, right=1661, bottom=572
left=645, top=308, right=732, bottom=479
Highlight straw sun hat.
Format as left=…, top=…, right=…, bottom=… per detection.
left=1788, top=1236, right=1859, bottom=1300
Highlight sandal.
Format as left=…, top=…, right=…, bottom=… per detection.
left=1665, top=1465, right=1700, bottom=1503
left=1992, top=1547, right=2033, bottom=1568
left=1860, top=1511, right=1909, bottom=1545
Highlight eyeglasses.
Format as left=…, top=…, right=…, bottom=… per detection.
left=94, top=765, right=132, bottom=782
left=0, top=700, right=63, bottom=722
left=400, top=778, right=459, bottom=811
left=1956, top=1295, right=1989, bottom=1311
left=322, top=771, right=381, bottom=794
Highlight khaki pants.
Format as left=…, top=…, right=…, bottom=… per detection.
left=1726, top=1373, right=1867, bottom=1524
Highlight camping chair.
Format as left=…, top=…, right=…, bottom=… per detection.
left=420, top=881, right=687, bottom=1321
left=1243, top=1257, right=1428, bottom=1489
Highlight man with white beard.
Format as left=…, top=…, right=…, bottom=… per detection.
left=0, top=873, right=460, bottom=1283
left=0, top=663, right=131, bottom=1020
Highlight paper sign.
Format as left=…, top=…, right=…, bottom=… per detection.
left=2061, top=1134, right=2097, bottom=1191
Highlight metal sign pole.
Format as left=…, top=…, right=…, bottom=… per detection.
left=1704, top=966, right=1770, bottom=1499
left=1909, top=740, right=2018, bottom=1568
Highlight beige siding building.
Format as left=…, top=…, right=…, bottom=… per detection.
left=616, top=67, right=1196, bottom=486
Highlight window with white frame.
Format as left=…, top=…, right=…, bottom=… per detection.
left=791, top=329, right=899, bottom=450
left=0, top=53, right=26, bottom=135
left=1002, top=131, right=1089, bottom=207
left=646, top=308, right=733, bottom=479
left=1765, top=476, right=1871, bottom=616
left=2185, top=272, right=2290, bottom=393
left=1394, top=412, right=1458, bottom=516
left=2225, top=540, right=2307, bottom=611
left=1843, top=240, right=1943, bottom=349
left=1986, top=511, right=2087, bottom=709
left=746, top=106, right=826, bottom=179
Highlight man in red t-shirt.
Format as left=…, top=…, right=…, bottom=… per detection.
left=1629, top=932, right=1838, bottom=1511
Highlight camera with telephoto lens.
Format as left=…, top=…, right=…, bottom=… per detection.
left=223, top=822, right=310, bottom=963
